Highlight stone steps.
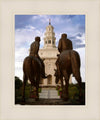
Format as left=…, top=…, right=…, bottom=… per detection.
left=39, top=88, right=60, bottom=99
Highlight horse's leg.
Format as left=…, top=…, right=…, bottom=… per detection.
left=62, top=70, right=69, bottom=100
left=35, top=84, right=39, bottom=101
left=30, top=83, right=33, bottom=98
left=65, top=76, right=70, bottom=100
left=60, top=76, right=64, bottom=98
left=60, top=76, right=64, bottom=90
left=22, top=74, right=27, bottom=102
left=35, top=76, right=39, bottom=101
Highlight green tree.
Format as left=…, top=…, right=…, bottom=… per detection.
left=15, top=76, right=23, bottom=89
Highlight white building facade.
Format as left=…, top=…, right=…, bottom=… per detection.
left=39, top=21, right=72, bottom=87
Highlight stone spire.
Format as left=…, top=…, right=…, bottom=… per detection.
left=43, top=19, right=56, bottom=48
left=49, top=19, right=51, bottom=25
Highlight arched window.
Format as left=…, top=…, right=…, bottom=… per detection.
left=47, top=75, right=52, bottom=84
left=48, top=40, right=51, bottom=44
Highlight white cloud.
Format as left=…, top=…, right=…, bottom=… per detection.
left=15, top=25, right=44, bottom=49
left=31, top=15, right=72, bottom=27
left=52, top=17, right=63, bottom=24
left=15, top=68, right=23, bottom=80
left=25, top=25, right=35, bottom=30
left=15, top=47, right=29, bottom=80
left=72, top=47, right=85, bottom=83
left=76, top=33, right=85, bottom=45
left=31, top=15, right=49, bottom=24
left=15, top=27, right=33, bottom=48
left=15, top=47, right=29, bottom=61
left=31, top=15, right=39, bottom=20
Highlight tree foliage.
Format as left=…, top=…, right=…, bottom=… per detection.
left=15, top=76, right=23, bottom=89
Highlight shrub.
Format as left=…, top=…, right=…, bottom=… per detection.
left=56, top=83, right=85, bottom=100
left=56, top=85, right=61, bottom=90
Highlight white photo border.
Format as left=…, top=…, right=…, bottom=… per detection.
left=0, top=0, right=100, bottom=120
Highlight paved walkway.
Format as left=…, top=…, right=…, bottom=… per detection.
left=39, top=88, right=60, bottom=99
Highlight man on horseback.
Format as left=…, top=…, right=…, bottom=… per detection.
left=55, top=34, right=82, bottom=101
left=58, top=33, right=73, bottom=53
left=29, top=36, right=47, bottom=78
left=29, top=36, right=40, bottom=57
left=55, top=33, right=73, bottom=87
left=56, top=33, right=73, bottom=70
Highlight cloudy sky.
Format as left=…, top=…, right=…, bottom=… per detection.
left=15, top=15, right=85, bottom=83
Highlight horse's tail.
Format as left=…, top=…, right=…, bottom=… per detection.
left=30, top=56, right=34, bottom=74
left=71, top=50, right=81, bottom=78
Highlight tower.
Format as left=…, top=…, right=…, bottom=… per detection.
left=43, top=19, right=56, bottom=48
left=39, top=19, right=72, bottom=87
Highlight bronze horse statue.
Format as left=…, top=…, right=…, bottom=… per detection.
left=22, top=56, right=42, bottom=102
left=54, top=50, right=82, bottom=100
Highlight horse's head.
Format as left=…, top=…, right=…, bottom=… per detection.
left=54, top=69, right=60, bottom=84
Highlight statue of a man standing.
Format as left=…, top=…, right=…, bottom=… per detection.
left=29, top=36, right=46, bottom=78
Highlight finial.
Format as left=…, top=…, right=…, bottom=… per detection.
left=49, top=19, right=51, bottom=25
